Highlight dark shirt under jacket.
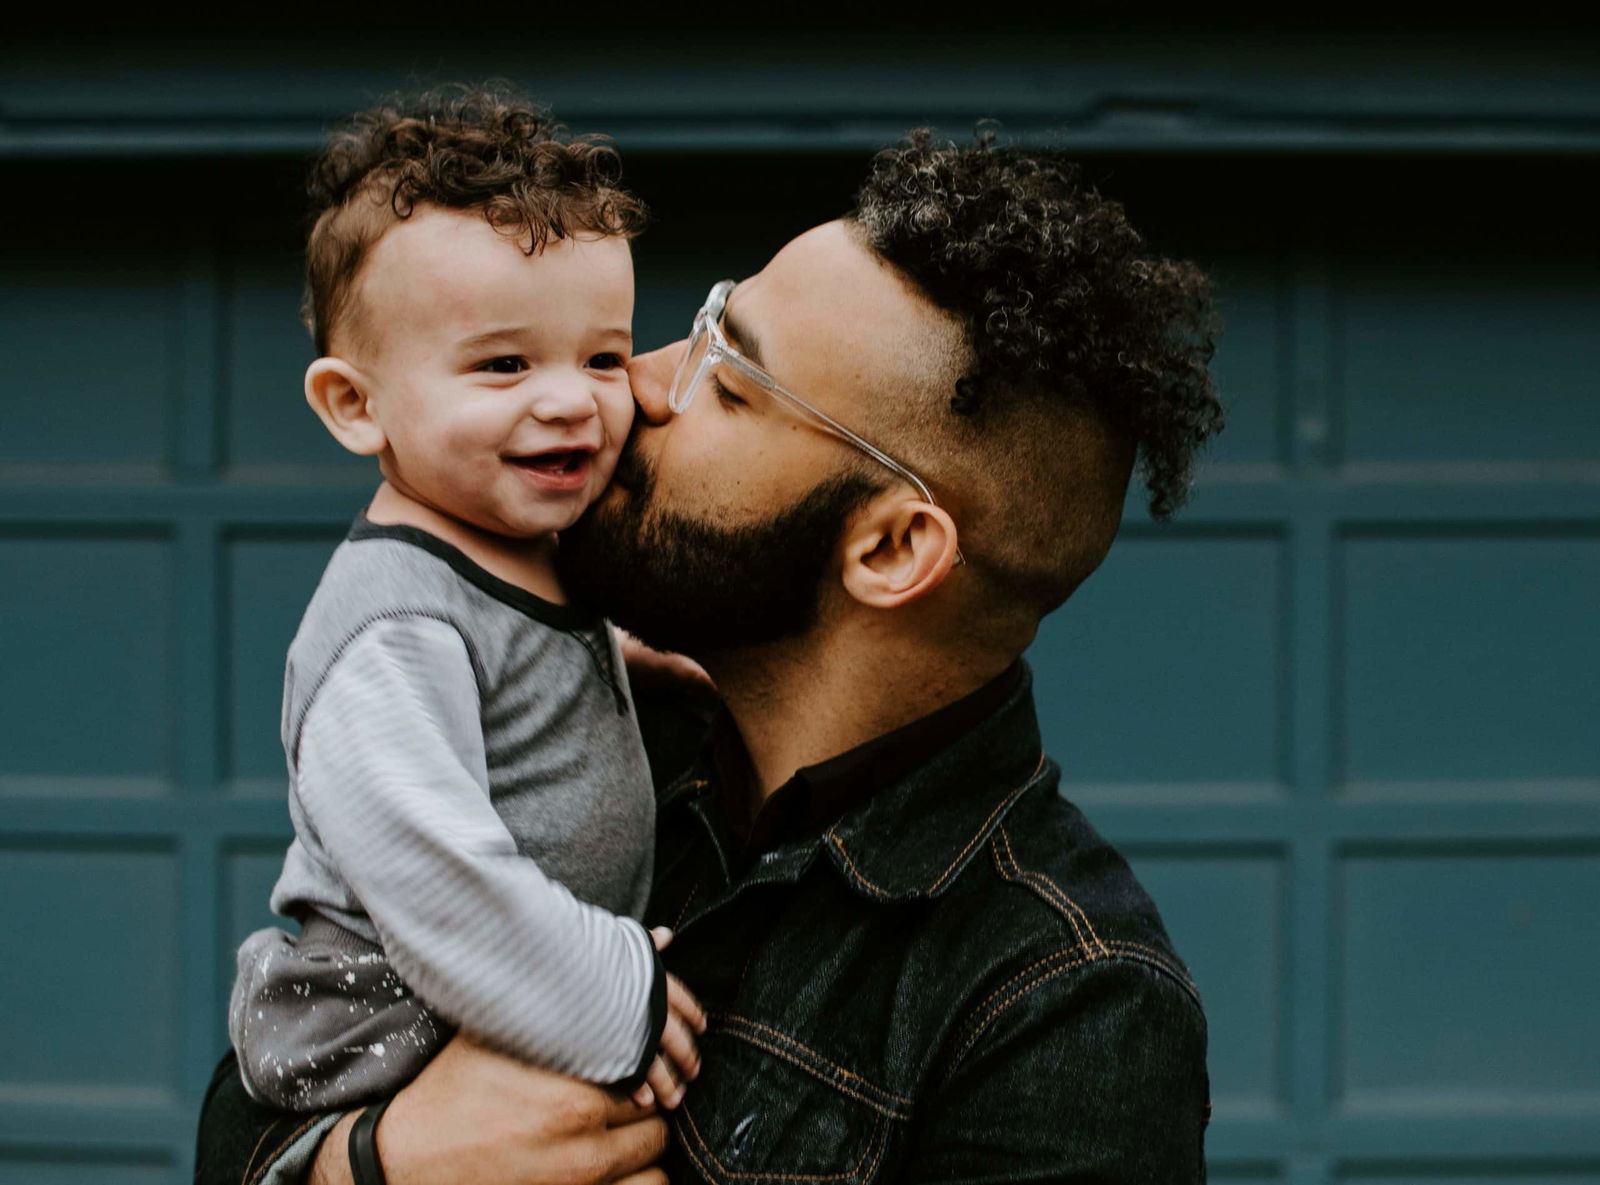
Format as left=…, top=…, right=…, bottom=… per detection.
left=196, top=661, right=1209, bottom=1183
left=716, top=662, right=1025, bottom=866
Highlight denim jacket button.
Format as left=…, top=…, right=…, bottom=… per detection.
left=730, top=1111, right=758, bottom=1156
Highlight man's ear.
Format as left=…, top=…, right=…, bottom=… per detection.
left=840, top=497, right=960, bottom=609
left=305, top=357, right=386, bottom=456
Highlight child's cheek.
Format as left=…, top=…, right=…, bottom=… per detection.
left=612, top=377, right=638, bottom=434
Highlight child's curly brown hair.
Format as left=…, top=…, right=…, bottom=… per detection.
left=302, top=82, right=647, bottom=356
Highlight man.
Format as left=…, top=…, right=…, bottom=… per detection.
left=197, top=128, right=1223, bottom=1184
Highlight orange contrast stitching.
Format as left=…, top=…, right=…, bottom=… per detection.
left=956, top=941, right=1204, bottom=1062
left=965, top=942, right=1100, bottom=1026
left=717, top=1022, right=912, bottom=1118
left=826, top=831, right=890, bottom=897
left=1101, top=938, right=1201, bottom=997
left=672, top=879, right=702, bottom=932
left=963, top=935, right=1198, bottom=1030
left=722, top=1014, right=914, bottom=1109
left=990, top=830, right=1200, bottom=999
left=675, top=1112, right=722, bottom=1185
left=990, top=832, right=1090, bottom=951
left=244, top=1116, right=323, bottom=1185
left=679, top=1101, right=884, bottom=1181
left=955, top=950, right=1104, bottom=1062
left=826, top=753, right=1047, bottom=898
left=239, top=1119, right=281, bottom=1185
left=927, top=754, right=1047, bottom=894
left=994, top=823, right=1109, bottom=957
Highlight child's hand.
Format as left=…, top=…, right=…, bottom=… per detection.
left=613, top=627, right=717, bottom=700
left=631, top=926, right=707, bottom=1110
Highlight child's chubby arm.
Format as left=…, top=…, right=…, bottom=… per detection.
left=289, top=613, right=694, bottom=1096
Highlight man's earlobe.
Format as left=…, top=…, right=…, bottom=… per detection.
left=841, top=501, right=960, bottom=609
left=305, top=357, right=385, bottom=456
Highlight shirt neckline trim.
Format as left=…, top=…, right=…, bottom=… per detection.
left=348, top=515, right=602, bottom=633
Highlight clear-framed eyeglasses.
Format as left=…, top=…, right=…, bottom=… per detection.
left=669, top=279, right=963, bottom=563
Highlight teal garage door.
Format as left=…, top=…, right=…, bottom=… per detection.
left=2, top=124, right=1597, bottom=1185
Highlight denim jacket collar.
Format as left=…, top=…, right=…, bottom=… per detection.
left=661, top=661, right=1049, bottom=905
left=820, top=661, right=1048, bottom=901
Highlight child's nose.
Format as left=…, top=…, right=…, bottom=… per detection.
left=528, top=374, right=599, bottom=424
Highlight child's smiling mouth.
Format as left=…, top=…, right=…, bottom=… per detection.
left=506, top=447, right=595, bottom=491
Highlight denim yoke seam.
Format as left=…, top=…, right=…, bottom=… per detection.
left=718, top=1013, right=914, bottom=1115
left=242, top=1115, right=325, bottom=1185
left=991, top=823, right=1108, bottom=956
left=679, top=1097, right=889, bottom=1183
left=961, top=935, right=1201, bottom=1041
left=953, top=947, right=1106, bottom=1063
left=824, top=754, right=1047, bottom=899
left=953, top=944, right=1208, bottom=1068
left=990, top=826, right=1200, bottom=1001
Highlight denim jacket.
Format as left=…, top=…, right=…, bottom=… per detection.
left=196, top=664, right=1209, bottom=1183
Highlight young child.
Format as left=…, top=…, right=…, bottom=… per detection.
left=228, top=86, right=701, bottom=1114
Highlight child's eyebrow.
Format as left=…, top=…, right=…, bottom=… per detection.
left=454, top=325, right=634, bottom=351
left=456, top=327, right=527, bottom=352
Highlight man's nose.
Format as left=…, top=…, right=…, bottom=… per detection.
left=627, top=340, right=685, bottom=426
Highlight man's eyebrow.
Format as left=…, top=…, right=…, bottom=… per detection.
left=720, top=295, right=765, bottom=369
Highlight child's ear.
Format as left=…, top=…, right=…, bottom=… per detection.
left=305, top=357, right=386, bottom=456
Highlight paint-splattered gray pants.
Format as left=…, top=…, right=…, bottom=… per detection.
left=228, top=913, right=450, bottom=1111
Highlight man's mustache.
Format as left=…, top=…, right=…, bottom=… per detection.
left=611, top=428, right=654, bottom=496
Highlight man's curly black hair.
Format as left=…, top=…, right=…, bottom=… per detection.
left=850, top=128, right=1222, bottom=523
left=302, top=82, right=646, bottom=356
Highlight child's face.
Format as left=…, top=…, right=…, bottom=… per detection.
left=351, top=208, right=637, bottom=540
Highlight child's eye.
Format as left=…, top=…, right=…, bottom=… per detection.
left=479, top=356, right=528, bottom=374
left=587, top=352, right=626, bottom=370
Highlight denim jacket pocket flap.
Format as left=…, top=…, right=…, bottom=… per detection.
left=674, top=1021, right=900, bottom=1184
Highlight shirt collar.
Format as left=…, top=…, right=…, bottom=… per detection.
left=665, top=660, right=1046, bottom=900
left=715, top=661, right=1024, bottom=858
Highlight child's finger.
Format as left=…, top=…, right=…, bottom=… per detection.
left=650, top=926, right=673, bottom=952
left=667, top=974, right=707, bottom=1034
left=658, top=1011, right=700, bottom=1082
left=632, top=1082, right=655, bottom=1108
left=646, top=1056, right=683, bottom=1110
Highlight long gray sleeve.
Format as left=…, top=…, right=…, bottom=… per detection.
left=290, top=615, right=657, bottom=1083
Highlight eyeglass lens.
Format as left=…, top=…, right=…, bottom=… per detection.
left=669, top=317, right=712, bottom=414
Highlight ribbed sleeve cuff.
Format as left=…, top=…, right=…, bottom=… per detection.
left=611, top=937, right=669, bottom=1093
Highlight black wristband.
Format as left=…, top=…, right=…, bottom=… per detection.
left=348, top=1097, right=393, bottom=1185
left=611, top=940, right=670, bottom=1094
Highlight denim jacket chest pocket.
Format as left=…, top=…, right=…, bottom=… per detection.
left=672, top=1015, right=911, bottom=1185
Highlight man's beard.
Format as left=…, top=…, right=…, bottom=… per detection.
left=556, top=438, right=878, bottom=660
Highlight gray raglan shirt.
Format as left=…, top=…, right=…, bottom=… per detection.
left=265, top=517, right=659, bottom=1084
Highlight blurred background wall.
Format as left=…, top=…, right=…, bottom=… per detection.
left=1, top=17, right=1596, bottom=1184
